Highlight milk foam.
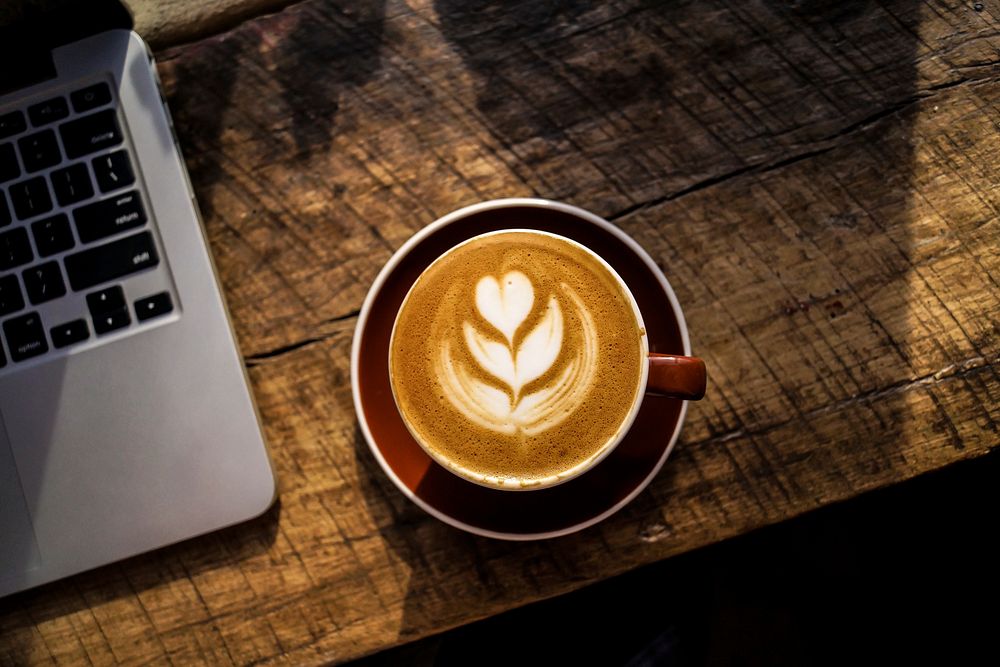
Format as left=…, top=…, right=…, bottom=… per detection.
left=437, top=273, right=598, bottom=435
left=389, top=230, right=646, bottom=485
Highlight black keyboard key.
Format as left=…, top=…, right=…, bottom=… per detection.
left=51, top=163, right=94, bottom=206
left=0, top=111, right=26, bottom=139
left=0, top=227, right=33, bottom=270
left=74, top=190, right=146, bottom=243
left=86, top=285, right=125, bottom=315
left=3, top=311, right=48, bottom=361
left=28, top=97, right=69, bottom=127
left=51, top=319, right=89, bottom=348
left=93, top=150, right=134, bottom=193
left=22, top=262, right=66, bottom=305
left=0, top=274, right=24, bottom=316
left=9, top=176, right=52, bottom=220
left=17, top=130, right=61, bottom=173
left=0, top=143, right=19, bottom=183
left=31, top=214, right=75, bottom=257
left=64, top=231, right=159, bottom=291
left=71, top=83, right=112, bottom=113
left=60, top=110, right=122, bottom=159
left=93, top=308, right=130, bottom=335
left=0, top=343, right=5, bottom=366
left=135, top=292, right=173, bottom=321
left=0, top=192, right=9, bottom=227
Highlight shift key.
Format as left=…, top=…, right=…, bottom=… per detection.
left=74, top=190, right=146, bottom=243
left=64, top=231, right=159, bottom=291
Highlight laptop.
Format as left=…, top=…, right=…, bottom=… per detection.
left=0, top=4, right=276, bottom=596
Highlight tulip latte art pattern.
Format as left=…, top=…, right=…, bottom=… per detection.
left=390, top=231, right=645, bottom=485
left=438, top=271, right=599, bottom=435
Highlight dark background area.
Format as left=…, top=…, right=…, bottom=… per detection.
left=353, top=450, right=999, bottom=666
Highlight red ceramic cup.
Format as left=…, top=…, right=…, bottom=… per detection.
left=352, top=199, right=705, bottom=538
left=387, top=228, right=705, bottom=491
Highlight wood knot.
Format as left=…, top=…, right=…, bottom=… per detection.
left=639, top=521, right=672, bottom=543
left=782, top=300, right=811, bottom=316
left=827, top=212, right=858, bottom=229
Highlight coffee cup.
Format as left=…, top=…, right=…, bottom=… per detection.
left=388, top=215, right=705, bottom=491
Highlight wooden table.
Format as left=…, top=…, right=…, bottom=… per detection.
left=3, top=0, right=999, bottom=663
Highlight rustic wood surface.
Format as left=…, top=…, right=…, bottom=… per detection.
left=3, top=0, right=1000, bottom=663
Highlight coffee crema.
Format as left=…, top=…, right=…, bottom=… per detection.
left=390, top=230, right=645, bottom=487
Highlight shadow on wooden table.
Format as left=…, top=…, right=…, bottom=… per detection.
left=356, top=449, right=1000, bottom=667
left=161, top=0, right=387, bottom=222
left=350, top=0, right=975, bottom=658
left=156, top=0, right=995, bottom=660
left=0, top=501, right=280, bottom=650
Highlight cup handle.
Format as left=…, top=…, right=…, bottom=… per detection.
left=647, top=353, right=706, bottom=400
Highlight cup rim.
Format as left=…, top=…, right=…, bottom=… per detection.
left=351, top=197, right=692, bottom=539
left=387, top=227, right=651, bottom=490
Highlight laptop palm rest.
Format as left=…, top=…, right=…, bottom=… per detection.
left=0, top=408, right=42, bottom=580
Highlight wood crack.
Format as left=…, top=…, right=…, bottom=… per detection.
left=607, top=147, right=834, bottom=222
left=687, top=354, right=997, bottom=450
left=244, top=309, right=360, bottom=364
left=607, top=75, right=993, bottom=223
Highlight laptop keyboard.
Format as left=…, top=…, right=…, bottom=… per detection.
left=0, top=80, right=175, bottom=369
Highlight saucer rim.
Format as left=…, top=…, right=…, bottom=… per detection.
left=350, top=198, right=691, bottom=540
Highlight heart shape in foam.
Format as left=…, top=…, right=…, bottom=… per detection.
left=475, top=271, right=534, bottom=344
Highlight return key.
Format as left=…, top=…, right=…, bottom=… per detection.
left=73, top=190, right=146, bottom=244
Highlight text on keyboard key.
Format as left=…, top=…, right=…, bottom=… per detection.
left=86, top=285, right=125, bottom=315
left=0, top=111, right=26, bottom=140
left=3, top=312, right=48, bottom=361
left=17, top=130, right=61, bottom=173
left=135, top=292, right=173, bottom=321
left=31, top=214, right=75, bottom=257
left=93, top=307, right=130, bottom=335
left=74, top=190, right=146, bottom=243
left=0, top=227, right=33, bottom=270
left=93, top=150, right=135, bottom=192
left=71, top=83, right=112, bottom=113
left=64, top=231, right=159, bottom=291
left=51, top=319, right=89, bottom=348
left=51, top=163, right=94, bottom=206
left=28, top=97, right=69, bottom=127
left=9, top=177, right=52, bottom=220
left=60, top=110, right=122, bottom=159
left=22, top=262, right=66, bottom=305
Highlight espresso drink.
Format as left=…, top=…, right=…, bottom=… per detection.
left=390, top=231, right=646, bottom=487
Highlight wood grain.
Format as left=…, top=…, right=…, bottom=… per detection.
left=3, top=0, right=1000, bottom=664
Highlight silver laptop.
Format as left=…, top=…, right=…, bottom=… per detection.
left=0, top=23, right=276, bottom=596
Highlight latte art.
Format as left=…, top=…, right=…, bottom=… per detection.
left=390, top=230, right=646, bottom=487
left=438, top=272, right=599, bottom=435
